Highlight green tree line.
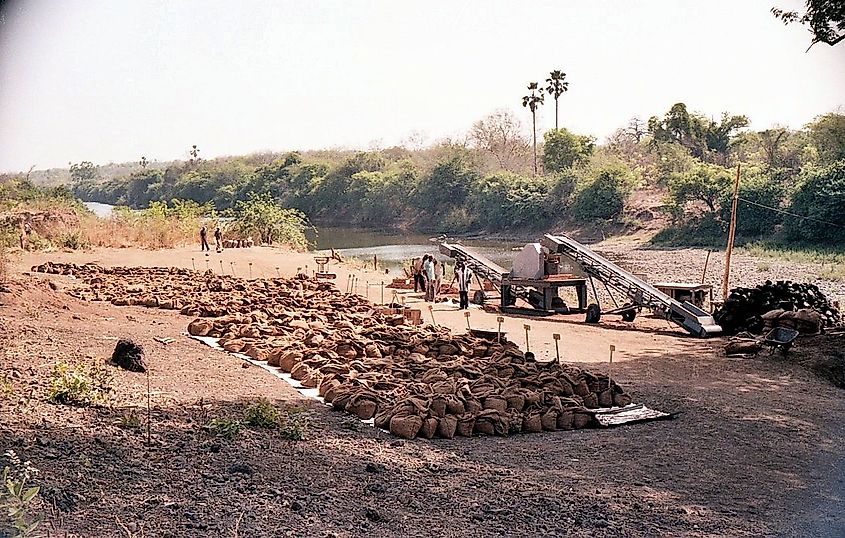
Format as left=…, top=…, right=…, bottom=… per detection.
left=15, top=106, right=845, bottom=247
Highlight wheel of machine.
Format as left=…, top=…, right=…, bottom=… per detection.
left=621, top=304, right=637, bottom=322
left=585, top=303, right=602, bottom=323
left=472, top=290, right=487, bottom=305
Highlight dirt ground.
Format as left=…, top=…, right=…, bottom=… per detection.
left=1, top=246, right=844, bottom=537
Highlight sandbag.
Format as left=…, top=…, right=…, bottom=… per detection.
left=346, top=393, right=378, bottom=420
left=436, top=415, right=458, bottom=439
left=522, top=412, right=542, bottom=433
left=390, top=415, right=423, bottom=439
left=541, top=409, right=558, bottom=431
left=456, top=414, right=475, bottom=437
left=419, top=417, right=438, bottom=439
left=572, top=412, right=592, bottom=429
left=556, top=410, right=574, bottom=430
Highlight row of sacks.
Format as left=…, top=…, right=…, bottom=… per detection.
left=34, top=262, right=637, bottom=438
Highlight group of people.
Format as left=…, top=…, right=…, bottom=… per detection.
left=199, top=225, right=223, bottom=254
left=411, top=255, right=474, bottom=309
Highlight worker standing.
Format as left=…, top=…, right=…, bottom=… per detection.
left=200, top=225, right=210, bottom=253
left=423, top=255, right=435, bottom=302
left=433, top=259, right=443, bottom=301
left=456, top=262, right=473, bottom=309
left=412, top=257, right=424, bottom=292
left=214, top=226, right=223, bottom=252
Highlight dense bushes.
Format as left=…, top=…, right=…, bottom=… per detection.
left=785, top=161, right=845, bottom=245
left=571, top=164, right=636, bottom=220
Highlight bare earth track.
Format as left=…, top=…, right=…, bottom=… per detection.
left=1, top=246, right=843, bottom=537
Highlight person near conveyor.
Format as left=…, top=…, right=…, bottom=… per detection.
left=214, top=226, right=223, bottom=252
left=423, top=255, right=435, bottom=302
left=433, top=258, right=444, bottom=301
left=412, top=256, right=425, bottom=292
left=455, top=262, right=473, bottom=309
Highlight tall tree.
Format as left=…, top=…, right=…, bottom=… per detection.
left=544, top=70, right=569, bottom=130
left=772, top=1, right=845, bottom=48
left=521, top=82, right=544, bottom=175
left=469, top=110, right=530, bottom=172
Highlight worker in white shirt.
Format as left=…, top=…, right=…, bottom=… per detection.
left=455, top=262, right=473, bottom=309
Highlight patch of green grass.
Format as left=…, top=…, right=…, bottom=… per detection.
left=243, top=398, right=279, bottom=429
left=47, top=361, right=112, bottom=406
left=205, top=418, right=242, bottom=440
left=118, top=409, right=141, bottom=430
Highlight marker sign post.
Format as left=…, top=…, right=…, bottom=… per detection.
left=608, top=344, right=616, bottom=390
left=523, top=324, right=531, bottom=353
left=553, top=333, right=561, bottom=363
left=464, top=311, right=471, bottom=331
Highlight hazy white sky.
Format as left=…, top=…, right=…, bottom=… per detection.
left=0, top=0, right=843, bottom=172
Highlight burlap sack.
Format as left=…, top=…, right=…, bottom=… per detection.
left=188, top=318, right=214, bottom=336
left=541, top=409, right=558, bottom=431
left=390, top=415, right=423, bottom=439
left=301, top=370, right=322, bottom=389
left=346, top=393, right=378, bottom=420
left=456, top=414, right=476, bottom=437
left=761, top=309, right=785, bottom=321
left=573, top=379, right=590, bottom=397
left=507, top=409, right=523, bottom=434
left=331, top=386, right=355, bottom=411
left=430, top=396, right=447, bottom=418
left=504, top=392, right=525, bottom=411
left=374, top=407, right=393, bottom=429
left=598, top=389, right=613, bottom=408
left=464, top=398, right=482, bottom=414
left=582, top=392, right=599, bottom=409
left=445, top=395, right=465, bottom=415
left=483, top=396, right=508, bottom=413
left=572, top=412, right=592, bottom=429
left=290, top=362, right=312, bottom=381
left=437, top=415, right=458, bottom=439
left=522, top=412, right=542, bottom=433
left=419, top=417, right=438, bottom=439
left=523, top=391, right=541, bottom=408
left=222, top=339, right=246, bottom=353
left=279, top=352, right=302, bottom=373
left=556, top=410, right=574, bottom=430
left=613, top=392, right=633, bottom=407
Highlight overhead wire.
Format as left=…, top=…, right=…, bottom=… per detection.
left=736, top=197, right=845, bottom=229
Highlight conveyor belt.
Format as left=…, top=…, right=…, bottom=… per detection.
left=438, top=242, right=508, bottom=287
left=541, top=234, right=722, bottom=337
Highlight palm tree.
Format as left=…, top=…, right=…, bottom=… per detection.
left=522, top=82, right=544, bottom=175
left=545, top=70, right=569, bottom=130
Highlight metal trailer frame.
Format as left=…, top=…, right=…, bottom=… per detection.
left=541, top=234, right=722, bottom=337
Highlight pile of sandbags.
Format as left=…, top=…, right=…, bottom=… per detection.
left=34, top=262, right=636, bottom=438
left=714, top=280, right=841, bottom=335
left=761, top=308, right=824, bottom=334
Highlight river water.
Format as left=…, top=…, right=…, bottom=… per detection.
left=311, top=227, right=527, bottom=271
left=79, top=203, right=522, bottom=271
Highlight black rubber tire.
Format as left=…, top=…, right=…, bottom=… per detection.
left=621, top=306, right=637, bottom=322
left=472, top=290, right=486, bottom=305
left=585, top=303, right=602, bottom=323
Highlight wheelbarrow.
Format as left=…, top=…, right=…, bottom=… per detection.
left=763, top=327, right=799, bottom=355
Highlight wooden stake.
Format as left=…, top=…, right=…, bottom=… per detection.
left=275, top=266, right=280, bottom=278
left=146, top=368, right=151, bottom=448
left=230, top=261, right=235, bottom=276
left=219, top=260, right=224, bottom=275
left=608, top=344, right=615, bottom=391
left=248, top=262, right=253, bottom=279
left=464, top=310, right=471, bottom=331
left=380, top=281, right=385, bottom=305
left=523, top=324, right=531, bottom=353
left=700, top=249, right=711, bottom=285
left=497, top=316, right=504, bottom=343
left=553, top=333, right=561, bottom=363
left=428, top=305, right=437, bottom=327
left=722, top=164, right=741, bottom=300
left=191, top=257, right=195, bottom=271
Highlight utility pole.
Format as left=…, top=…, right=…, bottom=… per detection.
left=722, top=164, right=741, bottom=301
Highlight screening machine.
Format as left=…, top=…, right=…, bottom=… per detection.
left=541, top=234, right=722, bottom=337
left=439, top=234, right=722, bottom=338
